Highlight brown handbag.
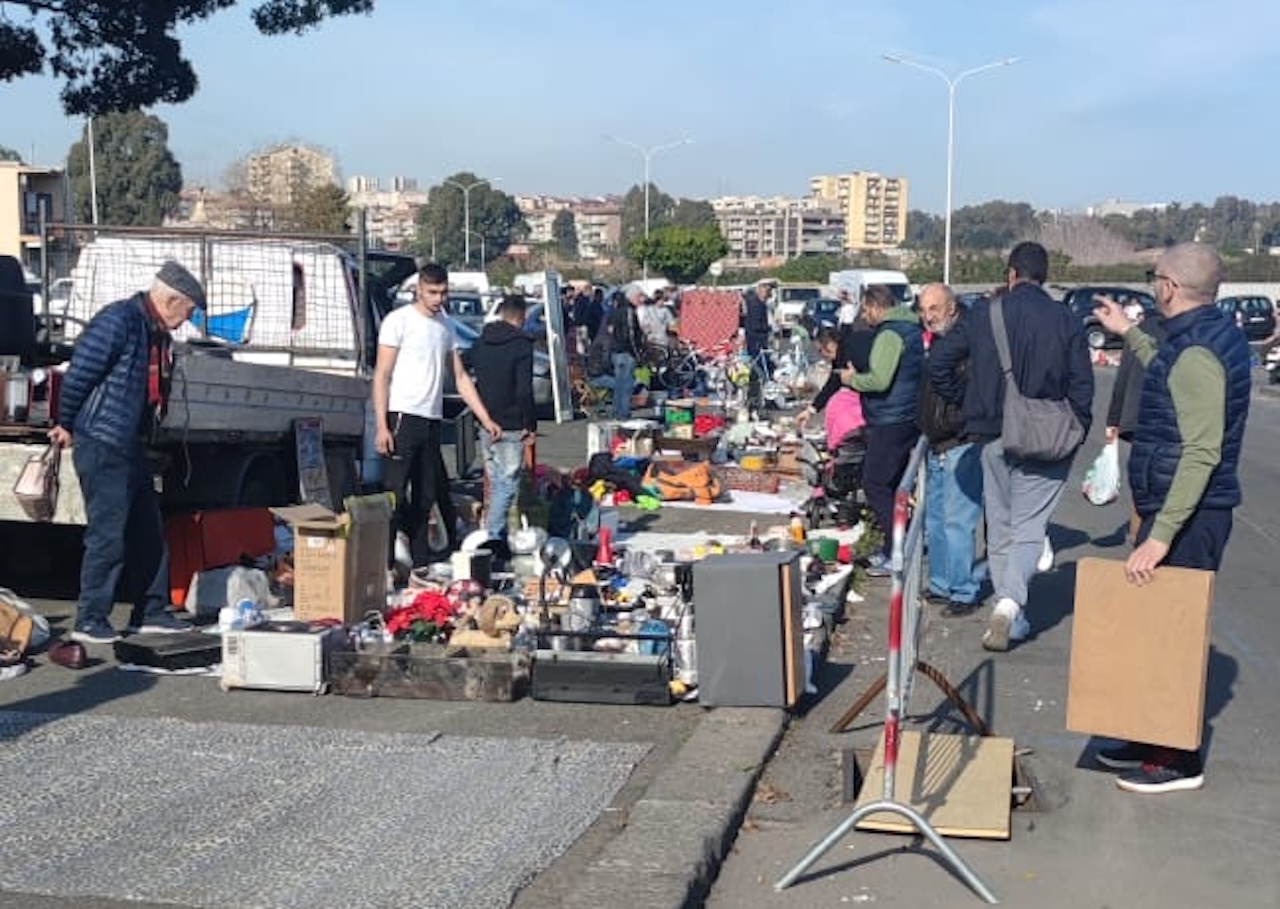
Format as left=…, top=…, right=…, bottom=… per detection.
left=12, top=442, right=61, bottom=522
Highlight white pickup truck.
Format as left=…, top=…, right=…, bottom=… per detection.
left=0, top=228, right=419, bottom=524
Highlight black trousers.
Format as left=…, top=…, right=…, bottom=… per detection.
left=382, top=412, right=457, bottom=565
left=862, top=421, right=922, bottom=558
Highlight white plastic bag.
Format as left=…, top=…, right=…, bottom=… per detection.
left=1082, top=442, right=1121, bottom=506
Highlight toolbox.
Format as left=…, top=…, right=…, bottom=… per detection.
left=220, top=623, right=351, bottom=694
left=531, top=630, right=672, bottom=706
left=113, top=631, right=223, bottom=671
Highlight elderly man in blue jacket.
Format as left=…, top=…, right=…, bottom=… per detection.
left=930, top=242, right=1094, bottom=652
left=50, top=261, right=205, bottom=644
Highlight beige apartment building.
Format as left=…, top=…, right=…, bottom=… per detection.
left=809, top=171, right=908, bottom=251
left=0, top=161, right=69, bottom=272
left=516, top=195, right=621, bottom=261
left=711, top=196, right=845, bottom=267
left=246, top=144, right=337, bottom=208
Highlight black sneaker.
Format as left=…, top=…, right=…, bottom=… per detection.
left=70, top=620, right=122, bottom=645
left=126, top=611, right=192, bottom=635
left=1116, top=751, right=1204, bottom=794
left=1095, top=741, right=1151, bottom=770
left=942, top=600, right=981, bottom=618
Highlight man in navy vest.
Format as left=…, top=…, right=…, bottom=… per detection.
left=838, top=284, right=924, bottom=575
left=1091, top=242, right=1251, bottom=794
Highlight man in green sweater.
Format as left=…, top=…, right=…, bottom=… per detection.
left=1091, top=242, right=1251, bottom=794
left=838, top=284, right=924, bottom=575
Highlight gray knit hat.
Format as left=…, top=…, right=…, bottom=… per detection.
left=155, top=260, right=207, bottom=311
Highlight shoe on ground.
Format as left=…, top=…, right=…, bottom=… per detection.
left=942, top=599, right=981, bottom=618
left=1096, top=741, right=1151, bottom=770
left=70, top=620, right=122, bottom=645
left=126, top=612, right=192, bottom=635
left=1116, top=751, right=1205, bottom=794
left=1037, top=537, right=1055, bottom=573
left=981, top=597, right=1030, bottom=652
left=863, top=554, right=892, bottom=578
left=394, top=531, right=413, bottom=568
left=924, top=591, right=952, bottom=607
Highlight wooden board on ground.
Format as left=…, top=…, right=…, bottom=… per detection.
left=854, top=731, right=1013, bottom=840
left=1067, top=557, right=1213, bottom=751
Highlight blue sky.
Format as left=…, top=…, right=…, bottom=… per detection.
left=2, top=0, right=1275, bottom=213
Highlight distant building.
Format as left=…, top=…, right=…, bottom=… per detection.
left=246, top=145, right=337, bottom=208
left=809, top=171, right=909, bottom=251
left=347, top=176, right=430, bottom=250
left=0, top=160, right=69, bottom=272
left=516, top=195, right=621, bottom=261
left=1087, top=198, right=1170, bottom=218
left=710, top=195, right=845, bottom=267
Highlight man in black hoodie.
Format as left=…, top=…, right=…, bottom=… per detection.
left=470, top=294, right=538, bottom=542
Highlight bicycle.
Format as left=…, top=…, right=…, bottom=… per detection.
left=662, top=338, right=738, bottom=401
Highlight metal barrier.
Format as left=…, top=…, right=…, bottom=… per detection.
left=775, top=436, right=998, bottom=903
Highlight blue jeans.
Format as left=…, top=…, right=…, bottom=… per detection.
left=482, top=431, right=526, bottom=539
left=72, top=436, right=170, bottom=629
left=925, top=442, right=983, bottom=604
left=611, top=352, right=635, bottom=419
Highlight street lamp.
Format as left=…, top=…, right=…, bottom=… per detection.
left=467, top=230, right=487, bottom=269
left=443, top=177, right=499, bottom=266
left=882, top=53, right=1018, bottom=284
left=604, top=135, right=694, bottom=282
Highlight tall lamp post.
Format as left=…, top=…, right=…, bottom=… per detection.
left=882, top=54, right=1018, bottom=284
left=444, top=177, right=498, bottom=266
left=467, top=230, right=487, bottom=269
left=604, top=135, right=693, bottom=282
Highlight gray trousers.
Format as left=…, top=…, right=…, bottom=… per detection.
left=980, top=438, right=1073, bottom=608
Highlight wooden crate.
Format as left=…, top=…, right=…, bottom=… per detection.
left=329, top=643, right=531, bottom=701
left=714, top=464, right=780, bottom=494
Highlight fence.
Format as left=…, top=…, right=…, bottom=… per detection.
left=37, top=220, right=375, bottom=366
left=775, top=436, right=998, bottom=904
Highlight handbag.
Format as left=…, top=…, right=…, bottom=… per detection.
left=989, top=298, right=1084, bottom=462
left=13, top=442, right=62, bottom=522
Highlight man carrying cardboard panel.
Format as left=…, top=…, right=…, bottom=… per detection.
left=1091, top=242, right=1252, bottom=794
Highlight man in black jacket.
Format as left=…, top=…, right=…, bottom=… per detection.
left=918, top=283, right=983, bottom=615
left=470, top=295, right=538, bottom=542
left=930, top=242, right=1093, bottom=651
left=741, top=279, right=774, bottom=416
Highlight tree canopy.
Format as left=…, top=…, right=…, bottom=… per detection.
left=290, top=183, right=351, bottom=234
left=0, top=145, right=22, bottom=163
left=413, top=173, right=527, bottom=268
left=628, top=224, right=729, bottom=285
left=0, top=0, right=374, bottom=116
left=66, top=111, right=182, bottom=225
left=552, top=209, right=578, bottom=260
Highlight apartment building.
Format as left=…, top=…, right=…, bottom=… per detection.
left=711, top=195, right=845, bottom=267
left=246, top=144, right=337, bottom=208
left=347, top=176, right=430, bottom=249
left=0, top=161, right=69, bottom=272
left=516, top=195, right=621, bottom=260
left=808, top=171, right=908, bottom=251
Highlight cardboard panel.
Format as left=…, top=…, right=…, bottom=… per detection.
left=855, top=731, right=1013, bottom=840
left=1067, top=557, right=1214, bottom=751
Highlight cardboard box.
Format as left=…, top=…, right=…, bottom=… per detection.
left=166, top=508, right=276, bottom=606
left=1067, top=557, right=1214, bottom=750
left=272, top=494, right=392, bottom=625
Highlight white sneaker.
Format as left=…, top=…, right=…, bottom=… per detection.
left=1037, top=537, right=1055, bottom=573
left=982, top=597, right=1031, bottom=652
left=394, top=531, right=413, bottom=568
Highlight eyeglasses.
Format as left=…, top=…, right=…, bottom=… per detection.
left=1146, top=270, right=1178, bottom=287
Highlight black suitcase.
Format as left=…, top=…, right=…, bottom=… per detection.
left=113, top=631, right=222, bottom=671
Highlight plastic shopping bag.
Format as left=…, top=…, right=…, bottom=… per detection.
left=1082, top=441, right=1121, bottom=506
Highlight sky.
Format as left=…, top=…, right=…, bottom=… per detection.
left=2, top=0, right=1277, bottom=214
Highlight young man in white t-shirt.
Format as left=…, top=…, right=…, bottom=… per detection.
left=373, top=263, right=501, bottom=565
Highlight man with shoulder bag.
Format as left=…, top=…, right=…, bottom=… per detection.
left=929, top=242, right=1093, bottom=651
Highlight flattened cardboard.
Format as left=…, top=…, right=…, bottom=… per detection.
left=1067, top=557, right=1214, bottom=751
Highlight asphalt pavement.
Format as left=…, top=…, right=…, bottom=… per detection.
left=3, top=372, right=1279, bottom=908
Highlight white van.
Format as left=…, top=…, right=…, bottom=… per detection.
left=827, top=269, right=914, bottom=316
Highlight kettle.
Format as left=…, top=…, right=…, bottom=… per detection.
left=566, top=583, right=601, bottom=632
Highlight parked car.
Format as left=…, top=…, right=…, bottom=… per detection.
left=955, top=291, right=989, bottom=309
left=1061, top=286, right=1157, bottom=350
left=774, top=284, right=824, bottom=327
left=797, top=297, right=841, bottom=337
left=1216, top=295, right=1277, bottom=343
left=447, top=290, right=487, bottom=333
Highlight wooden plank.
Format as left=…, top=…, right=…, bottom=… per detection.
left=1067, top=557, right=1213, bottom=751
left=854, top=731, right=1013, bottom=840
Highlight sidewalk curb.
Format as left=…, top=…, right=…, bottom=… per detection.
left=559, top=707, right=789, bottom=909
